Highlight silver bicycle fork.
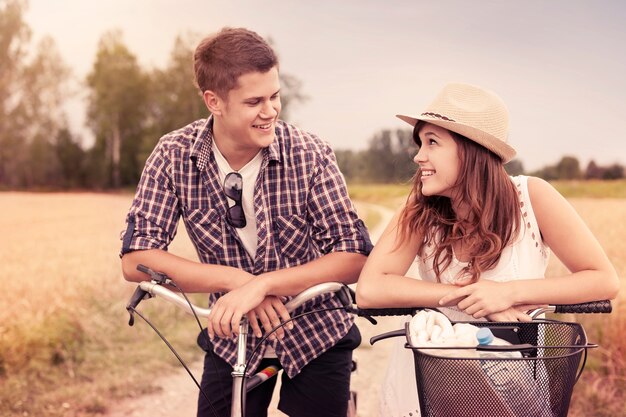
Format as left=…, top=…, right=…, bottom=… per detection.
left=231, top=320, right=249, bottom=417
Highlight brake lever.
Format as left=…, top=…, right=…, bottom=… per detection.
left=137, top=264, right=172, bottom=285
left=126, top=264, right=173, bottom=326
left=126, top=286, right=150, bottom=326
left=354, top=309, right=378, bottom=325
left=336, top=285, right=355, bottom=308
left=335, top=285, right=379, bottom=325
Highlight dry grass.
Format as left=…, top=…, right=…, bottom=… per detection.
left=551, top=179, right=626, bottom=199
left=0, top=192, right=203, bottom=416
left=568, top=305, right=626, bottom=417
left=545, top=198, right=626, bottom=416
left=0, top=189, right=624, bottom=416
left=348, top=183, right=411, bottom=208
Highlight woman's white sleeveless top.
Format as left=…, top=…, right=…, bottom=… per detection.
left=417, top=175, right=550, bottom=321
left=378, top=175, right=551, bottom=417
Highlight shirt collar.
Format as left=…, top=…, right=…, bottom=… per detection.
left=190, top=117, right=214, bottom=172
left=191, top=116, right=283, bottom=171
left=266, top=123, right=282, bottom=164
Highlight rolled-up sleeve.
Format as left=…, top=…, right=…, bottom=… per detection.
left=120, top=145, right=180, bottom=256
left=307, top=144, right=373, bottom=256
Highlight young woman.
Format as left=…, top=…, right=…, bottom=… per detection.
left=355, top=82, right=619, bottom=416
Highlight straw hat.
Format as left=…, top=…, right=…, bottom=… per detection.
left=396, top=83, right=516, bottom=163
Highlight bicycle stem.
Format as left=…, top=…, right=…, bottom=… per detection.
left=231, top=320, right=250, bottom=417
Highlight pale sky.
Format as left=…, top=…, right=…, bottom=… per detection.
left=25, top=0, right=626, bottom=171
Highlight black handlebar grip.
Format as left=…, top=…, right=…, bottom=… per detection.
left=356, top=307, right=421, bottom=317
left=137, top=264, right=150, bottom=274
left=554, top=300, right=612, bottom=314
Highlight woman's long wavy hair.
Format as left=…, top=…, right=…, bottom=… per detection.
left=397, top=122, right=521, bottom=283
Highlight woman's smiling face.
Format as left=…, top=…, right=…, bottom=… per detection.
left=413, top=123, right=461, bottom=198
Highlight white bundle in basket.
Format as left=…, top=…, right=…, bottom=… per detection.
left=407, top=309, right=480, bottom=357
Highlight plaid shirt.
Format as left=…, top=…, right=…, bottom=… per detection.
left=121, top=117, right=371, bottom=378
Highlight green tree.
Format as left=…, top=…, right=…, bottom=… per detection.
left=602, top=163, right=624, bottom=180
left=144, top=33, right=208, bottom=158
left=338, top=128, right=415, bottom=183
left=22, top=37, right=71, bottom=187
left=395, top=128, right=417, bottom=181
left=55, top=128, right=86, bottom=187
left=555, top=156, right=581, bottom=180
left=86, top=30, right=149, bottom=188
left=585, top=160, right=602, bottom=179
left=365, top=129, right=414, bottom=183
left=0, top=0, right=30, bottom=187
left=530, top=165, right=558, bottom=181
left=335, top=149, right=367, bottom=182
left=0, top=0, right=70, bottom=188
left=365, top=129, right=396, bottom=182
left=505, top=159, right=525, bottom=176
left=585, top=160, right=624, bottom=180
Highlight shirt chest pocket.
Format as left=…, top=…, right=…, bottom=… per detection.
left=184, top=208, right=224, bottom=258
left=274, top=214, right=310, bottom=260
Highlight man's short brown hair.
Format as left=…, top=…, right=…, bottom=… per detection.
left=194, top=27, right=279, bottom=98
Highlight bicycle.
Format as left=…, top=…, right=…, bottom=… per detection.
left=126, top=265, right=382, bottom=417
left=369, top=301, right=613, bottom=417
left=125, top=264, right=612, bottom=417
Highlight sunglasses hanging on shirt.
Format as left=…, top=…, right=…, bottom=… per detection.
left=223, top=172, right=246, bottom=228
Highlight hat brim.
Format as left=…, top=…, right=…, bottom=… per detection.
left=396, top=114, right=516, bottom=163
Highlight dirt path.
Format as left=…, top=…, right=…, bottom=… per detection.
left=105, top=202, right=406, bottom=417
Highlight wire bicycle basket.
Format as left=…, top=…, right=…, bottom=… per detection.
left=407, top=320, right=595, bottom=417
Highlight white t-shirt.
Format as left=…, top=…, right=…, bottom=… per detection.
left=212, top=141, right=278, bottom=358
left=212, top=141, right=263, bottom=260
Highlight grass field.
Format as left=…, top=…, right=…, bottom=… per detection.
left=0, top=192, right=206, bottom=416
left=347, top=178, right=626, bottom=203
left=0, top=182, right=624, bottom=416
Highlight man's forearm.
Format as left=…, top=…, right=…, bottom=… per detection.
left=259, top=252, right=367, bottom=297
left=121, top=249, right=252, bottom=293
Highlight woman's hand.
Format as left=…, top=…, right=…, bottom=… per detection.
left=439, top=280, right=517, bottom=319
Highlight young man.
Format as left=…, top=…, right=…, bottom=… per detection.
left=120, top=27, right=371, bottom=417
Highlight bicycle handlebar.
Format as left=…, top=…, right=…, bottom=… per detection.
left=126, top=265, right=612, bottom=325
left=529, top=300, right=612, bottom=318
left=128, top=283, right=612, bottom=322
left=355, top=307, right=420, bottom=317
left=367, top=301, right=613, bottom=346
left=354, top=301, right=613, bottom=320
left=126, top=279, right=349, bottom=325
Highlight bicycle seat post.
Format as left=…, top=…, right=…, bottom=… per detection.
left=231, top=319, right=249, bottom=417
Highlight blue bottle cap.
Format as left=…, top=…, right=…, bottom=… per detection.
left=476, top=328, right=494, bottom=345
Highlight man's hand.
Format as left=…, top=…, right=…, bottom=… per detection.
left=438, top=280, right=517, bottom=319
left=247, top=296, right=292, bottom=340
left=207, top=278, right=291, bottom=339
left=207, top=279, right=267, bottom=338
